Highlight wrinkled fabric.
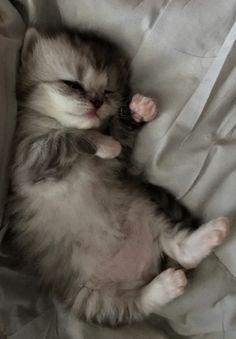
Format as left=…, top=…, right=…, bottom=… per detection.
left=0, top=0, right=24, bottom=225
left=1, top=0, right=236, bottom=338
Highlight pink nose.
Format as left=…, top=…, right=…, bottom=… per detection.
left=90, top=99, right=103, bottom=109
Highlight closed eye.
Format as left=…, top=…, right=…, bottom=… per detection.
left=104, top=89, right=116, bottom=95
left=62, top=80, right=84, bottom=92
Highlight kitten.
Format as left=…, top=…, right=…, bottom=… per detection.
left=3, top=28, right=229, bottom=326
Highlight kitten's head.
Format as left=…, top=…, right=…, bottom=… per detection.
left=18, top=28, right=130, bottom=129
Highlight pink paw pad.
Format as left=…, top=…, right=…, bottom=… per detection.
left=207, top=217, right=230, bottom=246
left=129, top=94, right=158, bottom=122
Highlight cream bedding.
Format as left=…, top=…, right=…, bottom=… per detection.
left=1, top=1, right=236, bottom=338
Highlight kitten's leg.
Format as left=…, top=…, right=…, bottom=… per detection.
left=139, top=268, right=187, bottom=314
left=26, top=129, right=121, bottom=181
left=71, top=268, right=187, bottom=325
left=145, top=183, right=201, bottom=229
left=109, top=94, right=158, bottom=157
left=160, top=217, right=230, bottom=269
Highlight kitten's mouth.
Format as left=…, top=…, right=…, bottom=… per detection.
left=86, top=110, right=98, bottom=119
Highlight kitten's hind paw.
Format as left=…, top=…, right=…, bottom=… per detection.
left=140, top=268, right=187, bottom=314
left=157, top=268, right=187, bottom=303
left=178, top=217, right=230, bottom=269
left=130, top=94, right=158, bottom=122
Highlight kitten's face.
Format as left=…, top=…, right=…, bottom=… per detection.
left=19, top=29, right=130, bottom=129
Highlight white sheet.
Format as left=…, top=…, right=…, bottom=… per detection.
left=1, top=1, right=236, bottom=338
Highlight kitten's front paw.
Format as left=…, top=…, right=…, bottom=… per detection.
left=129, top=94, right=158, bottom=122
left=96, top=137, right=122, bottom=159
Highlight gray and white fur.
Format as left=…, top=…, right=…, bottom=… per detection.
left=3, top=28, right=229, bottom=326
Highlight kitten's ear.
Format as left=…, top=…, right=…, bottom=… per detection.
left=21, top=27, right=41, bottom=63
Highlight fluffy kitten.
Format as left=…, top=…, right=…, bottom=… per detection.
left=3, top=28, right=229, bottom=326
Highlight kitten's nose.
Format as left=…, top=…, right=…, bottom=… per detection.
left=90, top=98, right=103, bottom=109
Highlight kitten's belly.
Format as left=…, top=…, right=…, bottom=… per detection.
left=93, top=221, right=157, bottom=287
left=22, top=166, right=159, bottom=287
